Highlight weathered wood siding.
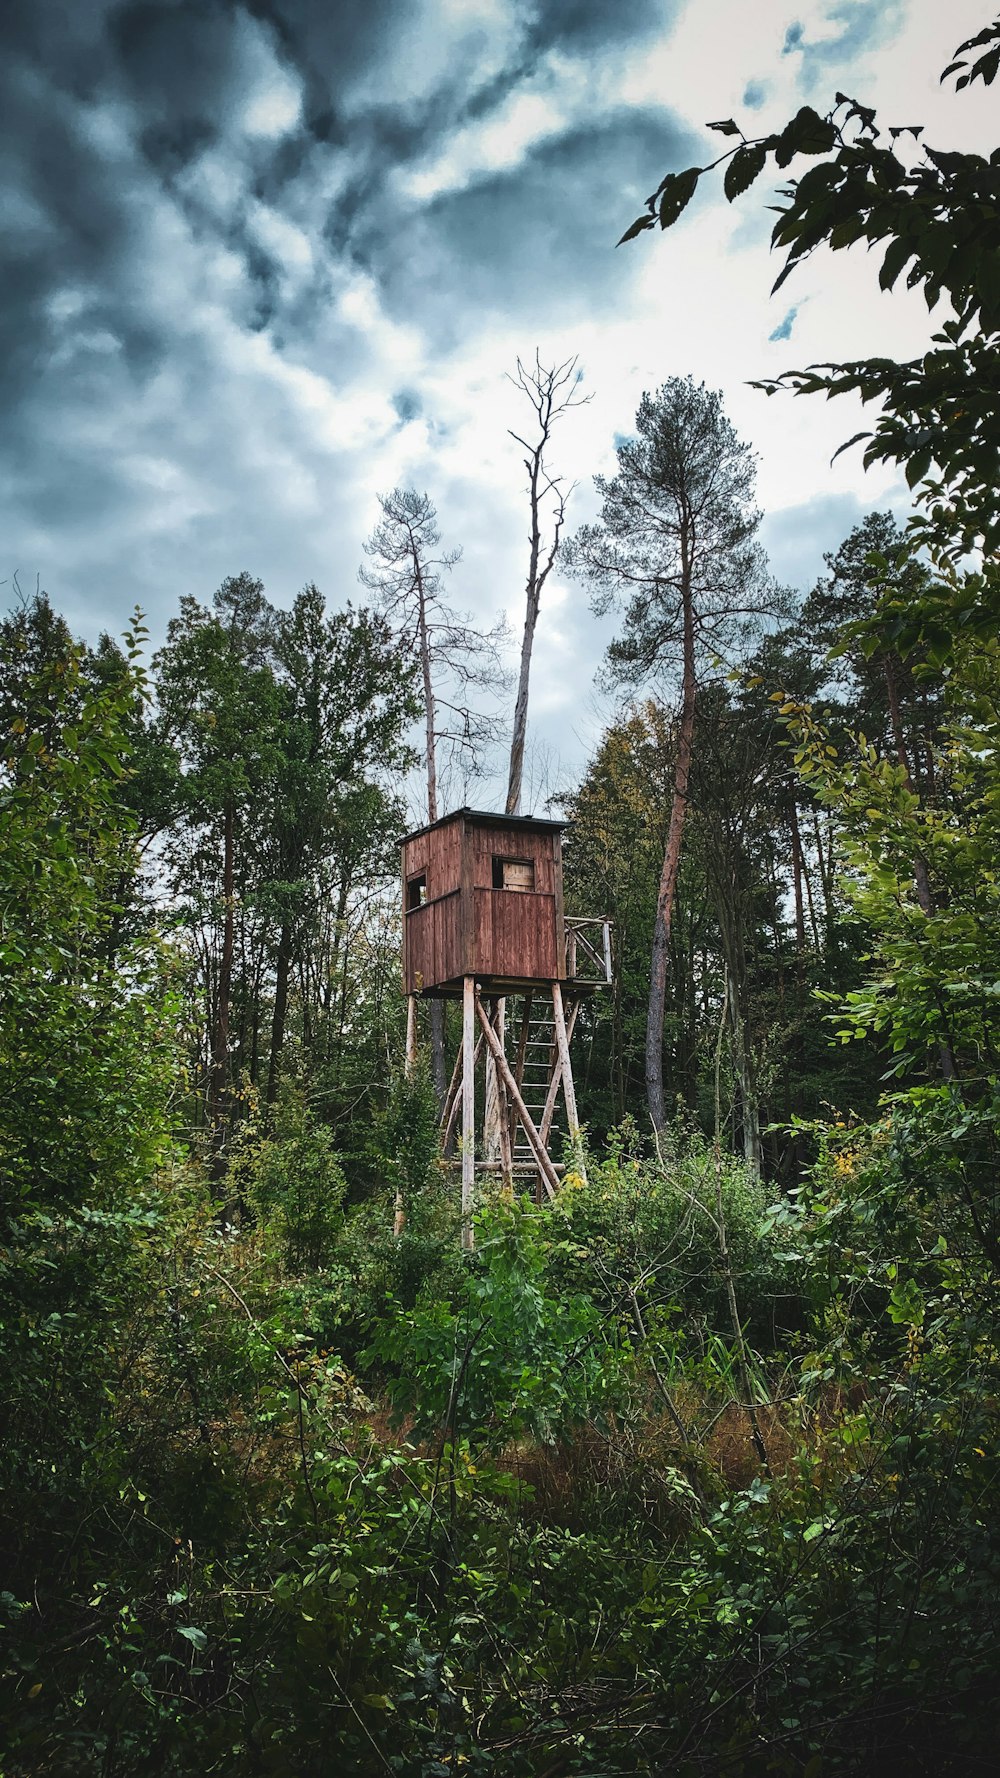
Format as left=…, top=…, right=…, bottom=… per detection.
left=471, top=888, right=560, bottom=978
left=404, top=889, right=463, bottom=993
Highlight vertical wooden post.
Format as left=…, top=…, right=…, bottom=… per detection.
left=462, top=976, right=476, bottom=1251
left=552, top=981, right=585, bottom=1182
left=395, top=995, right=419, bottom=1236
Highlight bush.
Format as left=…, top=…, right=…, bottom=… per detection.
left=363, top=1194, right=625, bottom=1446
left=551, top=1116, right=798, bottom=1348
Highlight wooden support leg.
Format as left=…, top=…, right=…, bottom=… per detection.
left=462, top=976, right=476, bottom=1251
left=395, top=996, right=418, bottom=1236
left=443, top=1032, right=483, bottom=1154
left=539, top=998, right=580, bottom=1147
left=483, top=996, right=505, bottom=1164
left=552, top=983, right=585, bottom=1184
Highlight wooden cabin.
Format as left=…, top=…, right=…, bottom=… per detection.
left=401, top=808, right=565, bottom=996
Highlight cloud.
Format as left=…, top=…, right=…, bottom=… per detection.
left=524, top=0, right=674, bottom=54
left=783, top=0, right=907, bottom=86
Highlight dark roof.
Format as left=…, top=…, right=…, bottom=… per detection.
left=401, top=805, right=565, bottom=845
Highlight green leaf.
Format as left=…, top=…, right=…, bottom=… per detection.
left=658, top=166, right=702, bottom=228
left=724, top=142, right=768, bottom=202
left=617, top=213, right=655, bottom=245
left=774, top=106, right=838, bottom=167
left=905, top=445, right=934, bottom=488
left=707, top=118, right=741, bottom=136
left=178, top=1625, right=207, bottom=1650
left=879, top=235, right=916, bottom=293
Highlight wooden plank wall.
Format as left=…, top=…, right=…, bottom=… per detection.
left=401, top=814, right=465, bottom=993
left=472, top=889, right=559, bottom=978
left=404, top=890, right=462, bottom=993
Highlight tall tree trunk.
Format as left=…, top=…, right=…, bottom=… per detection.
left=209, top=798, right=235, bottom=1181
left=727, top=962, right=762, bottom=1176
left=789, top=799, right=807, bottom=957
left=646, top=586, right=696, bottom=1130
left=811, top=811, right=834, bottom=945
left=883, top=649, right=913, bottom=782
left=415, top=576, right=447, bottom=1101
left=506, top=586, right=538, bottom=817
left=417, top=579, right=438, bottom=825
left=883, top=651, right=936, bottom=919
left=505, top=406, right=545, bottom=818
left=266, top=920, right=294, bottom=1108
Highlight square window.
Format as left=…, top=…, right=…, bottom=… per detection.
left=407, top=872, right=427, bottom=910
left=493, top=856, right=534, bottom=892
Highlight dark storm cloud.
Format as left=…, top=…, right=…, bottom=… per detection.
left=0, top=61, right=162, bottom=406
left=359, top=106, right=701, bottom=339
left=1, top=0, right=683, bottom=400
left=524, top=0, right=672, bottom=53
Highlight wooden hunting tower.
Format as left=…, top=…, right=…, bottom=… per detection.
left=400, top=809, right=612, bottom=1244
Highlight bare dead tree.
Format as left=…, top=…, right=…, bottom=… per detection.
left=360, top=488, right=508, bottom=1098
left=505, top=353, right=589, bottom=817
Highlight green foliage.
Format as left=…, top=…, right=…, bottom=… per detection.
left=364, top=1195, right=620, bottom=1446
left=379, top=1048, right=442, bottom=1215
left=552, top=1119, right=794, bottom=1347
left=0, top=602, right=177, bottom=1229
left=7, top=18, right=1000, bottom=1767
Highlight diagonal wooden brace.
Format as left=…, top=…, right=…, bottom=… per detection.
left=475, top=997, right=560, bottom=1201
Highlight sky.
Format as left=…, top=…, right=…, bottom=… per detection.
left=2, top=0, right=996, bottom=809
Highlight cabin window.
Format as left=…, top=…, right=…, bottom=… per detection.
left=493, top=856, right=534, bottom=892
left=406, top=872, right=427, bottom=910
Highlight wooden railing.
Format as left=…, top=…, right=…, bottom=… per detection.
left=565, top=916, right=613, bottom=985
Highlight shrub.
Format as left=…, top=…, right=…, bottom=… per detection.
left=246, top=1086, right=346, bottom=1270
